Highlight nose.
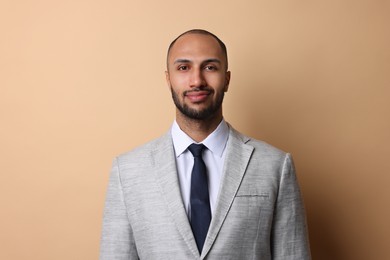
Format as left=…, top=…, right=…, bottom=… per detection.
left=189, top=68, right=206, bottom=88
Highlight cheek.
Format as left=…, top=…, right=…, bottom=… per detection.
left=207, top=73, right=225, bottom=85
left=170, top=84, right=184, bottom=99
left=170, top=73, right=188, bottom=86
left=211, top=77, right=228, bottom=92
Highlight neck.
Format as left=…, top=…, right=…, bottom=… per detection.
left=176, top=110, right=223, bottom=143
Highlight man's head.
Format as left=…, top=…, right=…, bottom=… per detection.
left=167, top=29, right=229, bottom=71
left=165, top=29, right=230, bottom=121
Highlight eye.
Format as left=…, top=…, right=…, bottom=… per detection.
left=204, top=65, right=217, bottom=71
left=178, top=65, right=189, bottom=71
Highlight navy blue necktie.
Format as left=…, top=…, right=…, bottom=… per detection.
left=188, top=143, right=211, bottom=253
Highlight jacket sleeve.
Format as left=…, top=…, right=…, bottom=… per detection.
left=100, top=158, right=139, bottom=260
left=271, top=154, right=311, bottom=260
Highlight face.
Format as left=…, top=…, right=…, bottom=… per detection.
left=166, top=33, right=230, bottom=120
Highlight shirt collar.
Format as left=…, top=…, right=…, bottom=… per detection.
left=171, top=119, right=229, bottom=158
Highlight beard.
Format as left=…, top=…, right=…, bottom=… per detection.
left=170, top=87, right=225, bottom=120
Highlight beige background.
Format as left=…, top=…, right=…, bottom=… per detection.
left=1, top=0, right=389, bottom=259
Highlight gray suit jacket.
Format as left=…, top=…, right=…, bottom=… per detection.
left=100, top=126, right=311, bottom=260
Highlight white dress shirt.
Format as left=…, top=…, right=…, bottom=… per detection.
left=171, top=119, right=229, bottom=217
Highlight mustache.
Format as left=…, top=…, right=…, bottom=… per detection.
left=183, top=87, right=214, bottom=96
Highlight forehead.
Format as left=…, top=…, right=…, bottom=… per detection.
left=168, top=34, right=224, bottom=63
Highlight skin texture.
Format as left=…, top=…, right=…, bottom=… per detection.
left=166, top=33, right=231, bottom=142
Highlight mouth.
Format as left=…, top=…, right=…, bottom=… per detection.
left=184, top=90, right=212, bottom=103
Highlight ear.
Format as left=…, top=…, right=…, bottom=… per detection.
left=165, top=70, right=171, bottom=89
left=224, top=71, right=231, bottom=92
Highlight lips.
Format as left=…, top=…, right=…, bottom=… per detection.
left=185, top=90, right=211, bottom=103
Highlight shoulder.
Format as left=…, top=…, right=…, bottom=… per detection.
left=114, top=131, right=172, bottom=167
left=229, top=125, right=288, bottom=159
left=228, top=125, right=295, bottom=183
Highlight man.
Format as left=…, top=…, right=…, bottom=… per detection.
left=100, top=29, right=311, bottom=260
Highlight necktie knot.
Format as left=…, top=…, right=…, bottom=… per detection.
left=188, top=143, right=206, bottom=158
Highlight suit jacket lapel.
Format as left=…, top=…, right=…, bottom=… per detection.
left=152, top=132, right=200, bottom=258
left=201, top=127, right=254, bottom=259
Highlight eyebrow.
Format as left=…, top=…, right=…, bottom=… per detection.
left=173, top=58, right=221, bottom=64
left=173, top=59, right=191, bottom=64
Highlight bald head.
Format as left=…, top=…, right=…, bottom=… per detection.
left=166, top=29, right=228, bottom=71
